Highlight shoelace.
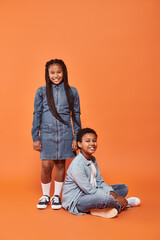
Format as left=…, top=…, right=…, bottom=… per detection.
left=39, top=196, right=49, bottom=202
left=51, top=196, right=59, bottom=203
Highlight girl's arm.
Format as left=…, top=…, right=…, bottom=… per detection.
left=72, top=88, right=81, bottom=141
left=31, top=87, right=43, bottom=142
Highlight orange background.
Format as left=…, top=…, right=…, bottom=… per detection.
left=0, top=0, right=160, bottom=239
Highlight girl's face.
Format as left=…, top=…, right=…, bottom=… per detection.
left=78, top=133, right=97, bottom=160
left=48, top=64, right=64, bottom=85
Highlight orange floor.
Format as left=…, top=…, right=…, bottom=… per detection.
left=1, top=175, right=159, bottom=240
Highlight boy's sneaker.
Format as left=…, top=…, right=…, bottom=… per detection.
left=51, top=195, right=62, bottom=210
left=127, top=197, right=141, bottom=207
left=37, top=195, right=50, bottom=209
left=90, top=208, right=118, bottom=219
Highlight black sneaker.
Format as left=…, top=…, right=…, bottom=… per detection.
left=37, top=195, right=50, bottom=209
left=51, top=195, right=62, bottom=210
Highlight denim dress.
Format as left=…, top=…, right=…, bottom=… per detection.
left=31, top=82, right=81, bottom=160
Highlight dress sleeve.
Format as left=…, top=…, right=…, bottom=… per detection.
left=94, top=160, right=114, bottom=193
left=31, top=87, right=43, bottom=142
left=72, top=88, right=81, bottom=141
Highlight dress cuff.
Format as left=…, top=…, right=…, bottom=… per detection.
left=73, top=135, right=77, bottom=141
left=33, top=136, right=40, bottom=142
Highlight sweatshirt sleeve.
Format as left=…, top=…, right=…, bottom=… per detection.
left=71, top=163, right=98, bottom=195
left=71, top=88, right=81, bottom=141
left=31, top=87, right=43, bottom=142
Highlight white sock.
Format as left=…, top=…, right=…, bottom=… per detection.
left=41, top=182, right=51, bottom=196
left=54, top=181, right=63, bottom=196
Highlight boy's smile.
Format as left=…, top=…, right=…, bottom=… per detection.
left=48, top=64, right=64, bottom=85
left=78, top=133, right=97, bottom=160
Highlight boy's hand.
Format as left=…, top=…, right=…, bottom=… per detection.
left=115, top=195, right=128, bottom=210
left=72, top=140, right=78, bottom=152
left=110, top=191, right=128, bottom=210
left=33, top=141, right=41, bottom=151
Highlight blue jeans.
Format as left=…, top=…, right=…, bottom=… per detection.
left=76, top=184, right=128, bottom=213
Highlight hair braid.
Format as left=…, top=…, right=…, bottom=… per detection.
left=45, top=59, right=80, bottom=126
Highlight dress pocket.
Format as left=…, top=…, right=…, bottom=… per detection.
left=41, top=124, right=56, bottom=134
left=62, top=125, right=73, bottom=139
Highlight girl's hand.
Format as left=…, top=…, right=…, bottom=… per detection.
left=110, top=191, right=128, bottom=210
left=33, top=141, right=41, bottom=151
left=72, top=140, right=78, bottom=152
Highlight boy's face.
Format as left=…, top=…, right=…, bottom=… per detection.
left=78, top=133, right=97, bottom=159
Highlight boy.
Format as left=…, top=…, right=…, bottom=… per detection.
left=62, top=128, right=140, bottom=218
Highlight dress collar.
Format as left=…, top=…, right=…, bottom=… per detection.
left=52, top=81, right=65, bottom=89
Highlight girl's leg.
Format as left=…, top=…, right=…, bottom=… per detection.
left=110, top=184, right=128, bottom=197
left=54, top=159, right=66, bottom=182
left=37, top=160, right=54, bottom=209
left=41, top=160, right=54, bottom=183
left=41, top=160, right=54, bottom=196
left=77, top=190, right=121, bottom=213
left=53, top=159, right=66, bottom=196
left=51, top=159, right=66, bottom=209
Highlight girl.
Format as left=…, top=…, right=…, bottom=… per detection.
left=62, top=128, right=140, bottom=218
left=32, top=59, right=81, bottom=210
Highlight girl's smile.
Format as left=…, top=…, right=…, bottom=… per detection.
left=48, top=64, right=64, bottom=85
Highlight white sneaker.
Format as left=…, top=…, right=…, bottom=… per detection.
left=51, top=195, right=62, bottom=210
left=90, top=208, right=118, bottom=219
left=37, top=195, right=50, bottom=209
left=127, top=197, right=141, bottom=207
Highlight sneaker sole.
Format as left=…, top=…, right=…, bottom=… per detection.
left=37, top=204, right=48, bottom=209
left=90, top=208, right=118, bottom=218
left=51, top=205, right=62, bottom=210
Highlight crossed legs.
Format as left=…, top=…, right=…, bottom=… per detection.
left=76, top=184, right=128, bottom=213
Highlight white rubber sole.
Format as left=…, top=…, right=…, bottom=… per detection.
left=37, top=204, right=48, bottom=209
left=90, top=208, right=118, bottom=219
left=51, top=205, right=62, bottom=210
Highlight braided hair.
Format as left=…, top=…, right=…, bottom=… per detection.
left=45, top=59, right=80, bottom=126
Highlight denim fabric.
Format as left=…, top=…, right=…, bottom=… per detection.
left=76, top=184, right=128, bottom=213
left=31, top=82, right=81, bottom=160
left=62, top=152, right=116, bottom=215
